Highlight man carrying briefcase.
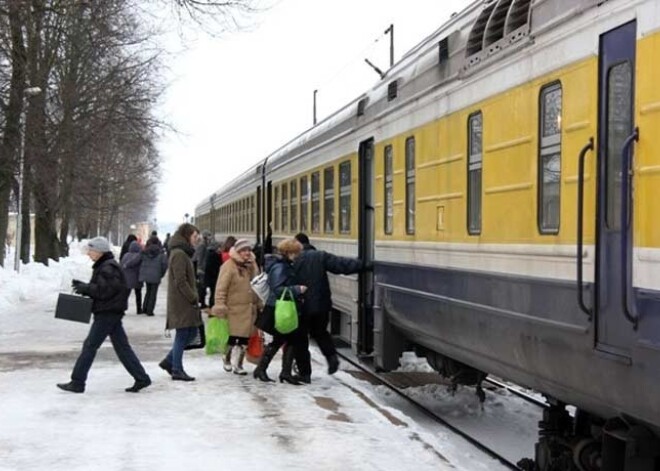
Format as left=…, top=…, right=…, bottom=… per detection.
left=57, top=237, right=151, bottom=394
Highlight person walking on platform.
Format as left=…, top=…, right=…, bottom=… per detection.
left=57, top=237, right=151, bottom=394
left=139, top=235, right=168, bottom=316
left=164, top=233, right=171, bottom=256
left=292, top=233, right=365, bottom=381
left=203, top=237, right=223, bottom=308
left=119, top=234, right=138, bottom=262
left=121, top=240, right=144, bottom=314
left=160, top=223, right=201, bottom=382
left=192, top=230, right=213, bottom=309
left=253, top=238, right=310, bottom=385
left=212, top=239, right=260, bottom=375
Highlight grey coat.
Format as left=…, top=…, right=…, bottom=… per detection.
left=139, top=243, right=168, bottom=284
left=166, top=233, right=201, bottom=330
left=120, top=241, right=142, bottom=290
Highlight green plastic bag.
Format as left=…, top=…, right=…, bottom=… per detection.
left=205, top=317, right=229, bottom=355
left=274, top=288, right=298, bottom=334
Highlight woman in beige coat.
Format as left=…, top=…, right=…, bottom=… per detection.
left=212, top=239, right=260, bottom=375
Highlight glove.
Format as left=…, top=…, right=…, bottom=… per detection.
left=72, top=280, right=91, bottom=296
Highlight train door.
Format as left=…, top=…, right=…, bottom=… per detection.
left=358, top=138, right=375, bottom=355
left=595, top=21, right=638, bottom=357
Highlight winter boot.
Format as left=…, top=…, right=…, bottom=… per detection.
left=57, top=381, right=84, bottom=393
left=327, top=354, right=340, bottom=375
left=279, top=344, right=301, bottom=385
left=253, top=342, right=278, bottom=382
left=223, top=345, right=233, bottom=372
left=232, top=345, right=247, bottom=375
left=159, top=358, right=173, bottom=376
left=171, top=370, right=195, bottom=381
left=125, top=377, right=152, bottom=393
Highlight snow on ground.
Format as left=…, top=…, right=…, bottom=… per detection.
left=0, top=247, right=508, bottom=471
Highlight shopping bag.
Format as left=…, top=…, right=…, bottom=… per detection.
left=184, top=324, right=206, bottom=350
left=246, top=330, right=264, bottom=364
left=250, top=272, right=270, bottom=303
left=205, top=317, right=229, bottom=355
left=274, top=288, right=298, bottom=334
left=55, top=293, right=93, bottom=324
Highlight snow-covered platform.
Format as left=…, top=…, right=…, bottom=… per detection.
left=0, top=251, right=509, bottom=471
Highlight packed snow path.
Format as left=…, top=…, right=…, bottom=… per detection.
left=0, top=248, right=507, bottom=470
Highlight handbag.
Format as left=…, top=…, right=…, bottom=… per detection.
left=246, top=330, right=264, bottom=364
left=205, top=317, right=229, bottom=355
left=184, top=324, right=206, bottom=350
left=250, top=272, right=270, bottom=303
left=274, top=288, right=298, bottom=334
left=55, top=293, right=93, bottom=324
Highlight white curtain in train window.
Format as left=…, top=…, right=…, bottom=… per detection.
left=339, top=161, right=351, bottom=234
left=539, top=83, right=562, bottom=233
left=324, top=167, right=335, bottom=233
left=311, top=172, right=321, bottom=233
left=384, top=145, right=394, bottom=235
left=405, top=137, right=416, bottom=235
left=468, top=112, right=482, bottom=234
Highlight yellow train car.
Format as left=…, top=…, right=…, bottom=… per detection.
left=196, top=0, right=660, bottom=468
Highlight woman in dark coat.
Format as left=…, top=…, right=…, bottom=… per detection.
left=120, top=234, right=138, bottom=262
left=253, top=238, right=310, bottom=385
left=139, top=236, right=168, bottom=316
left=120, top=241, right=143, bottom=314
left=160, top=223, right=201, bottom=381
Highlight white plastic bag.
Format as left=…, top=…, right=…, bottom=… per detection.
left=250, top=272, right=270, bottom=303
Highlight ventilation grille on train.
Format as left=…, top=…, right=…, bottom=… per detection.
left=466, top=0, right=532, bottom=58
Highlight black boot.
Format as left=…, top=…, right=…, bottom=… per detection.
left=279, top=344, right=301, bottom=386
left=57, top=381, right=85, bottom=393
left=327, top=354, right=340, bottom=375
left=172, top=370, right=195, bottom=382
left=253, top=342, right=278, bottom=383
left=125, top=377, right=151, bottom=393
left=159, top=358, right=173, bottom=376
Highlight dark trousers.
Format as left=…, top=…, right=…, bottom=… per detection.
left=208, top=283, right=216, bottom=308
left=71, top=315, right=150, bottom=386
left=133, top=286, right=143, bottom=313
left=142, top=283, right=159, bottom=315
left=272, top=318, right=310, bottom=376
left=306, top=311, right=335, bottom=359
left=197, top=277, right=207, bottom=307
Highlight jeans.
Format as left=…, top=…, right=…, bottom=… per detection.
left=142, top=283, right=159, bottom=315
left=71, top=315, right=150, bottom=386
left=165, top=327, right=198, bottom=372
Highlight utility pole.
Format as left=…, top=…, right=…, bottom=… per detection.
left=385, top=24, right=394, bottom=68
left=313, top=89, right=318, bottom=126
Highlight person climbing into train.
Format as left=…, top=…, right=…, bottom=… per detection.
left=212, top=239, right=261, bottom=375
left=57, top=237, right=151, bottom=394
left=290, top=233, right=367, bottom=382
left=253, top=238, right=310, bottom=385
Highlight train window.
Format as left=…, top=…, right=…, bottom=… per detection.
left=384, top=145, right=394, bottom=235
left=290, top=180, right=298, bottom=232
left=467, top=112, right=482, bottom=235
left=324, top=167, right=335, bottom=233
left=606, top=62, right=632, bottom=230
left=251, top=195, right=255, bottom=233
left=405, top=137, right=416, bottom=235
left=539, top=82, right=562, bottom=234
left=300, top=176, right=309, bottom=232
left=339, top=161, right=351, bottom=234
left=311, top=172, right=321, bottom=233
left=274, top=186, right=280, bottom=232
left=281, top=184, right=288, bottom=233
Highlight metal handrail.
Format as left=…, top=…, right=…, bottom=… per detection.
left=620, top=127, right=639, bottom=330
left=577, top=138, right=594, bottom=319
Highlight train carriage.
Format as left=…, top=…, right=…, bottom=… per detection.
left=196, top=0, right=660, bottom=468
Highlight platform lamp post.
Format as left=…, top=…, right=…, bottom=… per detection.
left=184, top=213, right=189, bottom=223
left=14, top=86, right=42, bottom=273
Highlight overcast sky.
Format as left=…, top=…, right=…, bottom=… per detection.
left=155, top=0, right=473, bottom=228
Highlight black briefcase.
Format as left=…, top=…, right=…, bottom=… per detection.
left=55, top=293, right=93, bottom=324
left=184, top=324, right=206, bottom=350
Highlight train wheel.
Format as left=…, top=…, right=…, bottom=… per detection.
left=573, top=438, right=601, bottom=471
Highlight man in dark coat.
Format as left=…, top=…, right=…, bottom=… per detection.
left=57, top=237, right=151, bottom=394
left=292, top=233, right=365, bottom=379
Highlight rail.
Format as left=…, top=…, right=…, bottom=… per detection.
left=620, top=127, right=639, bottom=329
left=576, top=137, right=594, bottom=319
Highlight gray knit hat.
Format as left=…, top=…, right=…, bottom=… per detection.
left=233, top=239, right=251, bottom=252
left=87, top=236, right=111, bottom=253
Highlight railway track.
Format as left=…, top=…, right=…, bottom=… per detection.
left=337, top=351, right=548, bottom=470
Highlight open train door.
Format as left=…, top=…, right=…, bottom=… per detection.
left=358, top=138, right=375, bottom=355
left=595, top=21, right=638, bottom=358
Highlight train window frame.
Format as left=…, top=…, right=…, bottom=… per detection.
left=538, top=81, right=563, bottom=235
left=405, top=136, right=416, bottom=235
left=324, top=166, right=335, bottom=234
left=311, top=171, right=321, bottom=233
left=251, top=195, right=255, bottom=233
left=281, top=183, right=288, bottom=233
left=467, top=111, right=483, bottom=235
left=290, top=180, right=298, bottom=232
left=300, top=175, right=309, bottom=232
left=274, top=186, right=280, bottom=232
left=384, top=144, right=394, bottom=235
left=339, top=160, right=351, bottom=234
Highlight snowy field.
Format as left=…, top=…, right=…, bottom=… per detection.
left=0, top=245, right=509, bottom=471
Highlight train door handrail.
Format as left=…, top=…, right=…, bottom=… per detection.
left=620, top=127, right=639, bottom=330
left=577, top=137, right=594, bottom=319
